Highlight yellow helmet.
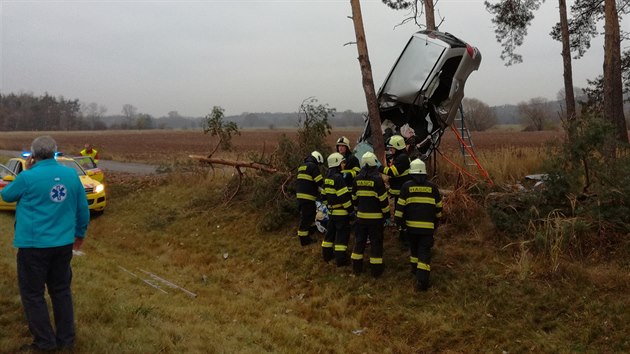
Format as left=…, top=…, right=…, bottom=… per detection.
left=387, top=135, right=406, bottom=151
left=409, top=158, right=427, bottom=175
left=327, top=152, right=345, bottom=168
left=360, top=151, right=378, bottom=167
left=310, top=151, right=324, bottom=164
left=336, top=136, right=351, bottom=149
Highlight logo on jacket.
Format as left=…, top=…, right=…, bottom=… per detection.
left=50, top=184, right=67, bottom=202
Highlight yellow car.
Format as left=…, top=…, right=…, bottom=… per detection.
left=0, top=155, right=106, bottom=212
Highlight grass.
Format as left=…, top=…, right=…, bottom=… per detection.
left=1, top=168, right=629, bottom=353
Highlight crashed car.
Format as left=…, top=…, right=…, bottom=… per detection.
left=0, top=155, right=106, bottom=212
left=359, top=30, right=482, bottom=158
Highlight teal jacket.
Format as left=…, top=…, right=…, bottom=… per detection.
left=1, top=158, right=89, bottom=248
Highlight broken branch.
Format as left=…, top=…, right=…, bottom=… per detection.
left=189, top=155, right=278, bottom=173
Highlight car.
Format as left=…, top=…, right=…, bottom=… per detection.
left=0, top=155, right=107, bottom=212
left=0, top=164, right=17, bottom=211
left=358, top=30, right=482, bottom=158
left=72, top=155, right=105, bottom=182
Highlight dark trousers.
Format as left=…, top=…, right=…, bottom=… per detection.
left=322, top=216, right=350, bottom=266
left=297, top=200, right=316, bottom=245
left=408, top=233, right=434, bottom=289
left=353, top=221, right=384, bottom=277
left=17, top=244, right=75, bottom=350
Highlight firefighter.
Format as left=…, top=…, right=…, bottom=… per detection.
left=351, top=152, right=390, bottom=277
left=336, top=136, right=360, bottom=191
left=295, top=151, right=324, bottom=246
left=378, top=134, right=411, bottom=245
left=395, top=158, right=443, bottom=291
left=80, top=143, right=99, bottom=164
left=321, top=152, right=353, bottom=266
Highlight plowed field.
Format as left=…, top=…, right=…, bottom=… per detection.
left=0, top=129, right=563, bottom=163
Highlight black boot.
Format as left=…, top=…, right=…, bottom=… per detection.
left=335, top=252, right=349, bottom=267
left=322, top=247, right=334, bottom=262
left=371, top=263, right=384, bottom=278
left=352, top=259, right=363, bottom=274
left=410, top=263, right=417, bottom=275
left=300, top=236, right=314, bottom=246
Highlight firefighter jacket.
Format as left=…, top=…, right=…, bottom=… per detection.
left=322, top=168, right=353, bottom=218
left=395, top=176, right=443, bottom=235
left=379, top=151, right=411, bottom=197
left=295, top=156, right=323, bottom=202
left=341, top=152, right=361, bottom=189
left=80, top=148, right=99, bottom=163
left=351, top=167, right=390, bottom=223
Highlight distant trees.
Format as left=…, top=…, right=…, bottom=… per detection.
left=462, top=98, right=498, bottom=131
left=518, top=97, right=552, bottom=131
left=0, top=92, right=83, bottom=131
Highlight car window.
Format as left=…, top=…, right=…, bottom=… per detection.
left=0, top=164, right=15, bottom=178
left=57, top=160, right=86, bottom=176
left=7, top=159, right=22, bottom=174
left=380, top=36, right=446, bottom=104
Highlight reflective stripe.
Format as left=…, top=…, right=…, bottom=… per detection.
left=406, top=220, right=434, bottom=229
left=406, top=197, right=436, bottom=205
left=436, top=201, right=443, bottom=208
left=417, top=262, right=431, bottom=271
left=324, top=188, right=336, bottom=194
left=394, top=210, right=403, bottom=218
left=342, top=200, right=352, bottom=208
left=351, top=253, right=364, bottom=260
left=356, top=190, right=378, bottom=198
left=296, top=193, right=316, bottom=201
left=331, top=210, right=349, bottom=216
left=409, top=257, right=418, bottom=264
left=297, top=174, right=313, bottom=181
left=334, top=245, right=348, bottom=251
left=336, top=187, right=349, bottom=196
left=382, top=206, right=390, bottom=213
left=397, top=198, right=407, bottom=206
left=357, top=212, right=383, bottom=219
left=389, top=189, right=401, bottom=196
left=314, top=175, right=323, bottom=182
left=321, top=241, right=333, bottom=248
left=297, top=230, right=309, bottom=237
left=378, top=193, right=388, bottom=201
left=369, top=257, right=383, bottom=265
left=436, top=212, right=443, bottom=218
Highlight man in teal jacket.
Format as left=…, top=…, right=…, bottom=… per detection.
left=1, top=136, right=89, bottom=352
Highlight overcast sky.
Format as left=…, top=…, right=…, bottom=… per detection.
left=1, top=0, right=627, bottom=117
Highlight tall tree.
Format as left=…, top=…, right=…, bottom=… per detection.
left=603, top=0, right=627, bottom=142
left=349, top=0, right=385, bottom=162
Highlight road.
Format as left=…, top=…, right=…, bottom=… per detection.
left=0, top=150, right=158, bottom=175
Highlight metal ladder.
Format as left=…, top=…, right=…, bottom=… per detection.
left=450, top=104, right=493, bottom=185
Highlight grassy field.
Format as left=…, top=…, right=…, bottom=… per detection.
left=1, top=130, right=629, bottom=353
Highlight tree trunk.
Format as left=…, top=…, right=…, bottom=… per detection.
left=349, top=0, right=385, bottom=163
left=558, top=0, right=576, bottom=140
left=603, top=0, right=628, bottom=143
left=424, top=0, right=436, bottom=31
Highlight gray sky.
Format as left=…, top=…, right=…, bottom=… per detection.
left=1, top=0, right=626, bottom=117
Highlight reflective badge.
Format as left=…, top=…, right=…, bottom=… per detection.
left=50, top=184, right=67, bottom=202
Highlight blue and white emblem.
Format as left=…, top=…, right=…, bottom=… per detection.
left=50, top=184, right=67, bottom=202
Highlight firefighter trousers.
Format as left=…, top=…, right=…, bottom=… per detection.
left=297, top=200, right=316, bottom=246
left=322, top=216, right=350, bottom=266
left=352, top=221, right=384, bottom=277
left=408, top=232, right=434, bottom=291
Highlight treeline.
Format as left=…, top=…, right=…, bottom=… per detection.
left=0, top=93, right=367, bottom=131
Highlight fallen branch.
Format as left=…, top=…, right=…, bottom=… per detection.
left=189, top=155, right=278, bottom=173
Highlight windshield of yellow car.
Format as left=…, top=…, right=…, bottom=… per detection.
left=57, top=160, right=86, bottom=176
left=0, top=164, right=15, bottom=178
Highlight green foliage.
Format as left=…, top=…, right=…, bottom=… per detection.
left=487, top=113, right=630, bottom=265
left=202, top=106, right=240, bottom=151
left=295, top=97, right=334, bottom=161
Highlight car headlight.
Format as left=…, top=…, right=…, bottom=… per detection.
left=95, top=184, right=104, bottom=193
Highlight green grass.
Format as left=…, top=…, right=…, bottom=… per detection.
left=1, top=171, right=629, bottom=353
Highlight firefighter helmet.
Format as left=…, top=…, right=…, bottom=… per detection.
left=327, top=152, right=345, bottom=168
left=336, top=136, right=351, bottom=149
left=311, top=151, right=324, bottom=164
left=360, top=151, right=378, bottom=167
left=387, top=135, right=406, bottom=151
left=409, top=158, right=427, bottom=175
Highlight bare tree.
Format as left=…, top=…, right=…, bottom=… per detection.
left=121, top=104, right=137, bottom=129
left=462, top=98, right=498, bottom=131
left=518, top=97, right=551, bottom=131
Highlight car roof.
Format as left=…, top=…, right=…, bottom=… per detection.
left=413, top=30, right=468, bottom=49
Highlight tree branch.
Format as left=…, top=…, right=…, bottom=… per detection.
left=189, top=155, right=278, bottom=173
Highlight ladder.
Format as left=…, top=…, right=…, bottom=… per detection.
left=449, top=104, right=493, bottom=185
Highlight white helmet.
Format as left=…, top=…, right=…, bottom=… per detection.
left=327, top=152, right=345, bottom=168
left=361, top=151, right=378, bottom=167
left=336, top=136, right=351, bottom=149
left=409, top=158, right=427, bottom=175
left=387, top=135, right=406, bottom=151
left=311, top=151, right=324, bottom=164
